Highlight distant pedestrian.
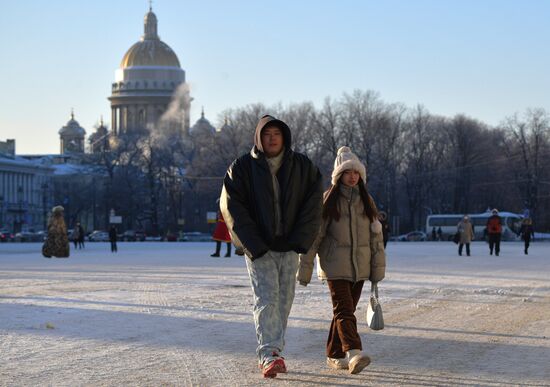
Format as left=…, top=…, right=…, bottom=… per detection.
left=71, top=227, right=79, bottom=249
left=109, top=225, right=118, bottom=253
left=437, top=227, right=443, bottom=241
left=211, top=210, right=231, bottom=257
left=298, top=146, right=385, bottom=375
left=457, top=215, right=474, bottom=256
left=77, top=223, right=85, bottom=249
left=378, top=211, right=390, bottom=248
left=431, top=226, right=437, bottom=241
left=486, top=209, right=502, bottom=256
left=220, top=114, right=323, bottom=378
left=42, top=206, right=70, bottom=258
left=518, top=218, right=535, bottom=255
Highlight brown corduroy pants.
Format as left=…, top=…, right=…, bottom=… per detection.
left=326, top=279, right=364, bottom=358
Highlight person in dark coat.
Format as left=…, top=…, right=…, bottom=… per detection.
left=109, top=225, right=118, bottom=253
left=76, top=223, right=85, bottom=249
left=518, top=218, right=535, bottom=255
left=220, top=114, right=323, bottom=378
left=486, top=209, right=502, bottom=256
left=42, top=206, right=70, bottom=258
left=71, top=226, right=79, bottom=249
left=437, top=226, right=443, bottom=241
left=378, top=211, right=390, bottom=248
left=431, top=227, right=437, bottom=241
left=211, top=210, right=231, bottom=257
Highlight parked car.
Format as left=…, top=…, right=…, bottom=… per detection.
left=121, top=230, right=146, bottom=242
left=36, top=230, right=47, bottom=241
left=397, top=231, right=427, bottom=242
left=180, top=232, right=212, bottom=242
left=165, top=232, right=178, bottom=242
left=88, top=231, right=110, bottom=242
left=145, top=234, right=164, bottom=242
left=15, top=231, right=43, bottom=242
left=121, top=230, right=135, bottom=241
left=0, top=230, right=14, bottom=242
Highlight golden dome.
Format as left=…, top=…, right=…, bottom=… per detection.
left=119, top=9, right=181, bottom=68
left=120, top=40, right=180, bottom=68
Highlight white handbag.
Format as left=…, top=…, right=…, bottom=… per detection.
left=366, top=282, right=384, bottom=330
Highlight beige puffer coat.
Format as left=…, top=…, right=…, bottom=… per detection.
left=457, top=220, right=474, bottom=244
left=297, top=185, right=386, bottom=284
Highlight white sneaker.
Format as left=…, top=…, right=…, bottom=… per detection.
left=346, top=349, right=371, bottom=374
left=326, top=357, right=349, bottom=370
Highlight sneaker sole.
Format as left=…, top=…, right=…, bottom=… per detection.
left=349, top=356, right=371, bottom=374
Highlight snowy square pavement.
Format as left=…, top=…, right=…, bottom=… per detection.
left=1, top=241, right=549, bottom=386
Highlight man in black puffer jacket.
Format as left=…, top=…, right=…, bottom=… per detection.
left=220, top=114, right=323, bottom=378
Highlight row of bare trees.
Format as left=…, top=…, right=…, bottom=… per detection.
left=66, top=89, right=550, bottom=235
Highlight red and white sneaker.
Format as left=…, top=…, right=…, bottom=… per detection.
left=262, top=358, right=286, bottom=378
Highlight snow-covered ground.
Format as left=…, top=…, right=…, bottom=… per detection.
left=1, top=241, right=549, bottom=386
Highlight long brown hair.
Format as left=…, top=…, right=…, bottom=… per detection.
left=322, top=178, right=378, bottom=222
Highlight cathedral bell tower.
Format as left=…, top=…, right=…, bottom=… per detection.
left=59, top=110, right=86, bottom=154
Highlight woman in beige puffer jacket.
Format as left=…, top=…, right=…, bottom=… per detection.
left=457, top=215, right=474, bottom=256
left=297, top=146, right=386, bottom=375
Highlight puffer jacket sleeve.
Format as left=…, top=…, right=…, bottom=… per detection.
left=369, top=219, right=386, bottom=282
left=287, top=157, right=323, bottom=254
left=369, top=196, right=386, bottom=282
left=220, top=158, right=269, bottom=260
left=297, top=217, right=329, bottom=285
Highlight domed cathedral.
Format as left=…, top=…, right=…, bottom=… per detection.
left=59, top=110, right=86, bottom=154
left=108, top=5, right=189, bottom=136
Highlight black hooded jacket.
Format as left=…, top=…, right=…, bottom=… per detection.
left=220, top=115, right=323, bottom=260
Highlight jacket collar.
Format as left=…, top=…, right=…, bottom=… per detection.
left=339, top=184, right=359, bottom=201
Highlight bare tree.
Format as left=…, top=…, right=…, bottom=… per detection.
left=502, top=108, right=550, bottom=223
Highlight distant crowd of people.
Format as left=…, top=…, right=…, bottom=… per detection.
left=449, top=209, right=535, bottom=257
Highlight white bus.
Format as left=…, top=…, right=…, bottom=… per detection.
left=426, top=211, right=523, bottom=241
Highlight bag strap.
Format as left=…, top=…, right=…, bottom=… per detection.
left=371, top=282, right=379, bottom=299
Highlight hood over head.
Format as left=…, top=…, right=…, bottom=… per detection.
left=254, top=115, right=291, bottom=153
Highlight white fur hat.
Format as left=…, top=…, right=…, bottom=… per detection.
left=331, top=146, right=367, bottom=185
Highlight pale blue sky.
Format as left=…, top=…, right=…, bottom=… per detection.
left=1, top=0, right=549, bottom=154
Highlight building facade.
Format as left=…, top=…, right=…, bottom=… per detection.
left=0, top=141, right=54, bottom=233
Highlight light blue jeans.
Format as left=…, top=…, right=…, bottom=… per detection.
left=245, top=250, right=299, bottom=364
